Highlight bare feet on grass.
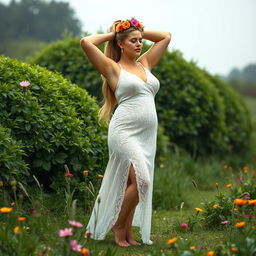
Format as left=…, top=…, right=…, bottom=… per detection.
left=111, top=226, right=130, bottom=247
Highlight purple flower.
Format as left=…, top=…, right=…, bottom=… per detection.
left=130, top=18, right=139, bottom=27
left=20, top=81, right=30, bottom=87
left=247, top=214, right=253, bottom=219
left=181, top=223, right=188, bottom=229
left=59, top=228, right=73, bottom=237
left=68, top=220, right=83, bottom=228
left=70, top=240, right=82, bottom=252
left=221, top=220, right=229, bottom=225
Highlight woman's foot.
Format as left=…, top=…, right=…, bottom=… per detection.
left=111, top=226, right=131, bottom=247
left=126, top=232, right=141, bottom=245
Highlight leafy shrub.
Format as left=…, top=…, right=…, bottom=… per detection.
left=0, top=126, right=29, bottom=183
left=0, top=54, right=108, bottom=187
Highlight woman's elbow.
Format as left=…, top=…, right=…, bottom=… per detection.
left=166, top=32, right=172, bottom=42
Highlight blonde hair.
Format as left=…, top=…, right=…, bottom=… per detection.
left=98, top=27, right=141, bottom=127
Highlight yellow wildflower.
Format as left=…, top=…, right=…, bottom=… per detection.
left=213, top=204, right=219, bottom=208
left=83, top=170, right=89, bottom=176
left=97, top=174, right=104, bottom=178
left=0, top=207, right=13, bottom=214
left=14, top=226, right=20, bottom=233
left=194, top=207, right=203, bottom=212
left=189, top=246, right=196, bottom=250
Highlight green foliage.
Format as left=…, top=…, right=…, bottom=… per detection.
left=0, top=55, right=108, bottom=186
left=0, top=127, right=29, bottom=183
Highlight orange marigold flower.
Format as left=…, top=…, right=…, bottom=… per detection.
left=138, top=22, right=143, bottom=29
left=0, top=207, right=13, bottom=214
left=207, top=251, right=214, bottom=256
left=248, top=199, right=256, bottom=205
left=11, top=202, right=15, bottom=206
left=235, top=221, right=245, bottom=228
left=18, top=217, right=26, bottom=222
left=80, top=247, right=90, bottom=256
left=233, top=198, right=247, bottom=205
left=97, top=174, right=104, bottom=178
left=194, top=207, right=203, bottom=212
left=189, top=246, right=196, bottom=250
left=14, top=226, right=21, bottom=233
left=122, top=21, right=130, bottom=29
left=167, top=237, right=177, bottom=244
left=231, top=247, right=237, bottom=252
left=83, top=170, right=89, bottom=176
left=226, top=183, right=232, bottom=188
left=213, top=204, right=219, bottom=208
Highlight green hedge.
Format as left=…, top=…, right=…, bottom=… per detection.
left=0, top=55, right=108, bottom=186
left=30, top=38, right=252, bottom=156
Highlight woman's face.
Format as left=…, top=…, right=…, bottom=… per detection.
left=119, top=30, right=143, bottom=58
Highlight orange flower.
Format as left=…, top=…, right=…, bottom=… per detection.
left=213, top=204, right=219, bottom=208
left=248, top=199, right=256, bottom=205
left=226, top=184, right=232, bottom=188
left=207, top=251, right=214, bottom=256
left=97, top=174, right=104, bottom=178
left=80, top=247, right=90, bottom=256
left=167, top=237, right=177, bottom=244
left=18, top=217, right=26, bottom=222
left=11, top=202, right=15, bottom=206
left=122, top=21, right=130, bottom=29
left=0, top=207, right=13, bottom=214
left=233, top=199, right=247, bottom=205
left=83, top=170, right=89, bottom=176
left=194, top=207, right=203, bottom=212
left=138, top=22, right=143, bottom=29
left=231, top=247, right=237, bottom=252
left=223, top=164, right=228, bottom=169
left=235, top=221, right=245, bottom=228
left=189, top=246, right=196, bottom=250
left=14, top=226, right=20, bottom=233
left=243, top=166, right=248, bottom=173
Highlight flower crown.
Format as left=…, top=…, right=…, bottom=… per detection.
left=115, top=18, right=144, bottom=33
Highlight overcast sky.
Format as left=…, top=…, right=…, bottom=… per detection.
left=2, top=0, right=256, bottom=76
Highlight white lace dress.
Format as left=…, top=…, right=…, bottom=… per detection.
left=86, top=62, right=160, bottom=245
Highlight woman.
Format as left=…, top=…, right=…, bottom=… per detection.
left=80, top=18, right=171, bottom=247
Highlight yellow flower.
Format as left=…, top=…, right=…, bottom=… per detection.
left=226, top=183, right=232, bottom=188
left=14, top=226, right=20, bottom=233
left=18, top=217, right=26, bottom=222
left=207, top=251, right=214, bottom=256
left=194, top=207, right=203, bottom=212
left=189, top=246, right=196, bottom=250
left=213, top=204, right=219, bottom=208
left=166, top=237, right=177, bottom=244
left=235, top=221, right=245, bottom=228
left=0, top=207, right=13, bottom=214
left=97, top=174, right=104, bottom=178
left=233, top=207, right=238, bottom=211
left=138, top=22, right=144, bottom=29
left=122, top=21, right=130, bottom=29
left=248, top=199, right=256, bottom=205
left=83, top=170, right=89, bottom=176
left=243, top=166, right=248, bottom=173
left=160, top=164, right=164, bottom=168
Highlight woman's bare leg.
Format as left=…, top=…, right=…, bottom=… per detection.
left=112, top=164, right=139, bottom=247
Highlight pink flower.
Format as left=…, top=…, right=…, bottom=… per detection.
left=221, top=220, right=229, bottom=224
left=20, top=81, right=30, bottom=87
left=247, top=214, right=253, bottom=219
left=181, top=223, right=188, bottom=229
left=237, top=177, right=243, bottom=182
left=70, top=240, right=82, bottom=252
left=130, top=18, right=139, bottom=27
left=59, top=228, right=73, bottom=237
left=68, top=220, right=83, bottom=228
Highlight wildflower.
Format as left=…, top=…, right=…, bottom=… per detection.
left=59, top=228, right=73, bottom=237
left=252, top=226, right=255, bottom=230
left=18, top=217, right=26, bottom=222
left=11, top=202, right=15, bottom=206
left=9, top=180, right=17, bottom=185
left=14, top=226, right=21, bottom=233
left=223, top=164, right=228, bottom=169
left=68, top=220, right=83, bottom=228
left=0, top=181, right=3, bottom=187
left=194, top=207, right=203, bottom=212
left=122, top=21, right=130, bottom=29
left=0, top=207, right=13, bottom=214
left=243, top=166, right=248, bottom=173
left=207, top=251, right=214, bottom=256
left=83, top=170, right=89, bottom=176
left=248, top=199, right=256, bottom=205
left=181, top=223, right=188, bottom=229
left=70, top=240, right=82, bottom=252
left=213, top=204, right=219, bottom=208
left=20, top=81, right=30, bottom=87
left=160, top=164, right=164, bottom=168
left=235, top=221, right=245, bottom=228
left=226, top=184, right=232, bottom=188
left=189, top=246, right=196, bottom=251
left=167, top=237, right=177, bottom=244
left=247, top=214, right=253, bottom=219
left=97, top=174, right=104, bottom=178
left=80, top=248, right=90, bottom=256
left=138, top=22, right=143, bottom=29
left=233, top=208, right=238, bottom=211
left=220, top=220, right=229, bottom=225
left=64, top=173, right=73, bottom=177
left=231, top=247, right=237, bottom=252
left=130, top=17, right=139, bottom=27
left=233, top=199, right=247, bottom=205
left=237, top=177, right=243, bottom=182
left=85, top=232, right=92, bottom=238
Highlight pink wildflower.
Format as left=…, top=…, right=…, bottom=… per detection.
left=20, top=81, right=30, bottom=87
left=85, top=232, right=92, bottom=238
left=70, top=240, right=82, bottom=252
left=130, top=17, right=139, bottom=27
left=220, top=220, right=229, bottom=225
left=68, top=220, right=83, bottom=228
left=247, top=214, right=254, bottom=219
left=237, top=177, right=243, bottom=182
left=181, top=223, right=188, bottom=229
left=59, top=228, right=73, bottom=237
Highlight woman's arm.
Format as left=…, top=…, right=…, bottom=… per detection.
left=80, top=32, right=117, bottom=78
left=138, top=30, right=172, bottom=70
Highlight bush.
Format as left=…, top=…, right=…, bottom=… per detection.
left=0, top=54, right=108, bottom=187
left=0, top=126, right=29, bottom=183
